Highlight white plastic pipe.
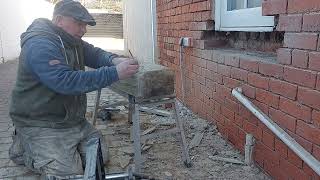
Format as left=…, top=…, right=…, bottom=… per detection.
left=232, top=87, right=320, bottom=175
left=245, top=134, right=254, bottom=166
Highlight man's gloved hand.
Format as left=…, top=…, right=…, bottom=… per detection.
left=116, top=60, right=139, bottom=80
left=112, top=57, right=139, bottom=66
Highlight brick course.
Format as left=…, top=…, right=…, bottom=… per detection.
left=157, top=0, right=320, bottom=178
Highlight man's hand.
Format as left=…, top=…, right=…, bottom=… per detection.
left=116, top=60, right=139, bottom=80
left=112, top=57, right=138, bottom=66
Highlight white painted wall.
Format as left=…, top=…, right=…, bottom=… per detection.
left=123, top=0, right=157, bottom=63
left=0, top=0, right=53, bottom=61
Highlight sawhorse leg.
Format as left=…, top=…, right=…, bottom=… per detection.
left=130, top=95, right=142, bottom=173
left=92, top=89, right=102, bottom=126
left=128, top=95, right=135, bottom=124
left=173, top=99, right=192, bottom=167
left=129, top=96, right=192, bottom=173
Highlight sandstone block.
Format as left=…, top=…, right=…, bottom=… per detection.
left=111, top=63, right=175, bottom=99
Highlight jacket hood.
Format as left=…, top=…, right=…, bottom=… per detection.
left=20, top=18, right=81, bottom=47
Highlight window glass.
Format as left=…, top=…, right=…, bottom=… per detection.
left=227, top=0, right=262, bottom=11
left=248, top=0, right=262, bottom=8
left=227, top=0, right=246, bottom=11
left=217, top=0, right=275, bottom=32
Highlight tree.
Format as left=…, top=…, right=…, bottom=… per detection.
left=83, top=0, right=122, bottom=13
left=44, top=0, right=123, bottom=13
left=44, top=0, right=60, bottom=4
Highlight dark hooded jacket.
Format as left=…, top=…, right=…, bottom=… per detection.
left=10, top=18, right=119, bottom=128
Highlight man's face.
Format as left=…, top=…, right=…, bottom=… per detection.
left=55, top=16, right=87, bottom=39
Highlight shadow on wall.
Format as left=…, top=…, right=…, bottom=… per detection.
left=0, top=0, right=53, bottom=62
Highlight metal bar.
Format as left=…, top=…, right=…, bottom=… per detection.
left=84, top=138, right=105, bottom=180
left=84, top=140, right=98, bottom=179
left=128, top=94, right=135, bottom=124
left=132, top=103, right=142, bottom=173
left=232, top=87, right=320, bottom=175
left=105, top=173, right=129, bottom=179
left=92, top=89, right=102, bottom=126
left=173, top=99, right=192, bottom=167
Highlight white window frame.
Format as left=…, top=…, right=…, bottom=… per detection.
left=215, top=0, right=275, bottom=32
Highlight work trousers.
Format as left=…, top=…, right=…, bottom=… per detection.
left=9, top=121, right=108, bottom=178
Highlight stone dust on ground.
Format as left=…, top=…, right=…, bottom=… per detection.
left=0, top=60, right=270, bottom=179
left=92, top=97, right=271, bottom=180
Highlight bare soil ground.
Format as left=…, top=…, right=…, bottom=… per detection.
left=0, top=59, right=270, bottom=179
left=89, top=92, right=271, bottom=180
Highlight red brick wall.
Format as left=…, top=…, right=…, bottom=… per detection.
left=156, top=0, right=320, bottom=179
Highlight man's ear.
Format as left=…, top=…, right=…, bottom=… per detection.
left=53, top=15, right=63, bottom=26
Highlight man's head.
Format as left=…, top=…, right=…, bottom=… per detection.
left=52, top=0, right=96, bottom=39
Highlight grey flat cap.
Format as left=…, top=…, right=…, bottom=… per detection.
left=53, top=0, right=96, bottom=26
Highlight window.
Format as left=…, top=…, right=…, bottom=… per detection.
left=215, top=0, right=275, bottom=32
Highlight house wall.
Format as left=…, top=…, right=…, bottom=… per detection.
left=0, top=0, right=53, bottom=61
left=156, top=0, right=320, bottom=179
left=123, top=0, right=157, bottom=63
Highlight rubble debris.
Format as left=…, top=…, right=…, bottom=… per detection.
left=101, top=100, right=128, bottom=108
left=139, top=106, right=171, bottom=117
left=115, top=127, right=131, bottom=135
left=163, top=171, right=173, bottom=179
left=142, top=125, right=158, bottom=136
left=142, top=144, right=152, bottom=152
left=89, top=88, right=270, bottom=179
left=118, top=154, right=132, bottom=169
left=97, top=107, right=121, bottom=121
left=119, top=146, right=134, bottom=156
left=211, top=150, right=218, bottom=156
left=188, top=132, right=204, bottom=150
left=208, top=155, right=245, bottom=165
left=97, top=110, right=110, bottom=121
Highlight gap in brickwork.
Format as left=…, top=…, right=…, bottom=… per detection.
left=202, top=30, right=284, bottom=54
left=228, top=31, right=284, bottom=53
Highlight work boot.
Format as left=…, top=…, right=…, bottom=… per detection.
left=9, top=130, right=25, bottom=165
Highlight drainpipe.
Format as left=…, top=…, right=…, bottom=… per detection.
left=150, top=0, right=157, bottom=63
left=178, top=37, right=191, bottom=103
left=232, top=87, right=320, bottom=175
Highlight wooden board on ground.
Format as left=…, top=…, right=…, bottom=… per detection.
left=111, top=63, right=175, bottom=99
